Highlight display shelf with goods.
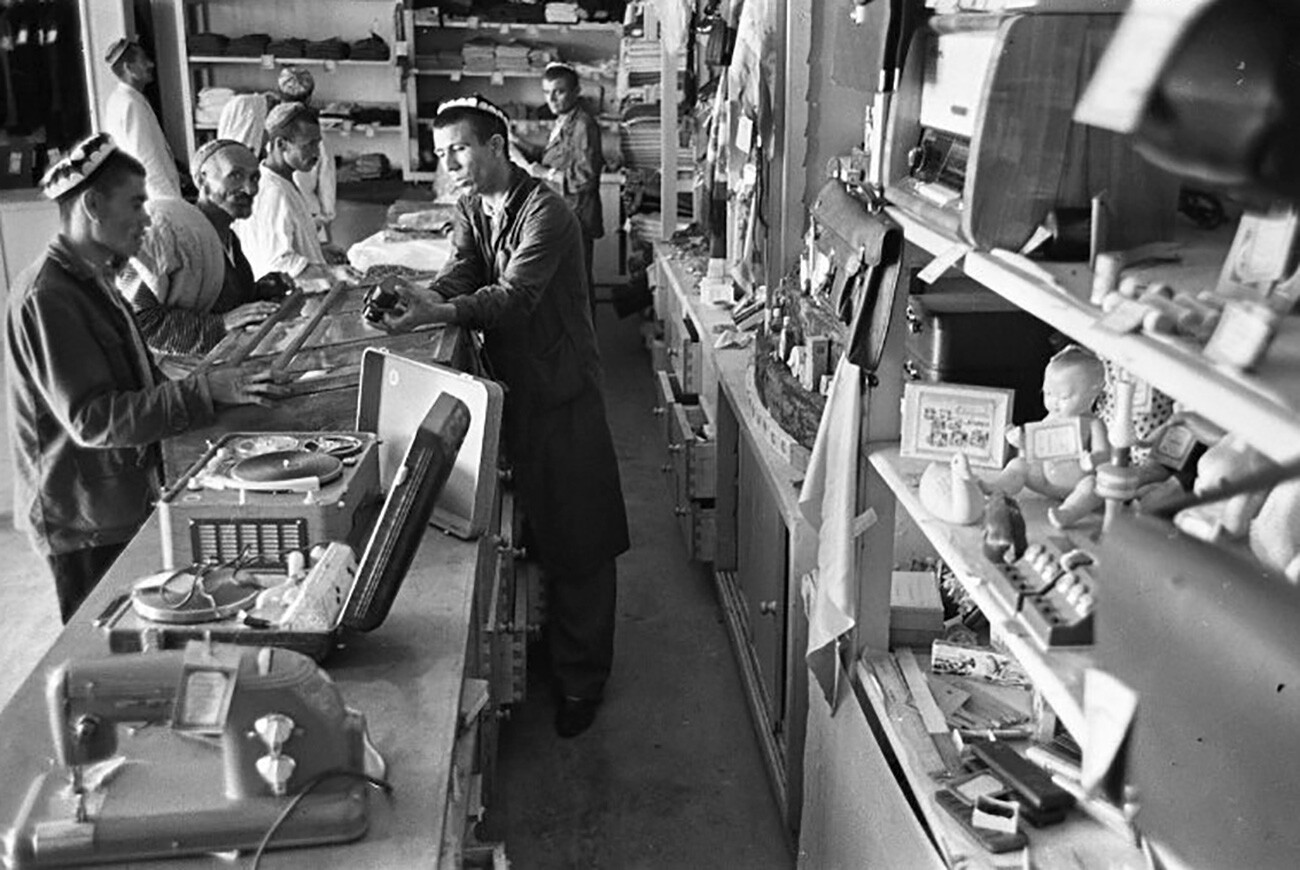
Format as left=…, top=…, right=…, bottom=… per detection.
left=170, top=0, right=406, bottom=175
left=403, top=4, right=626, bottom=283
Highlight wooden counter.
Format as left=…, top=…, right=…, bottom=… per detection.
left=0, top=324, right=499, bottom=868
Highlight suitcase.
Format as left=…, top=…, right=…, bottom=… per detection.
left=903, top=290, right=1057, bottom=423
left=104, top=349, right=504, bottom=659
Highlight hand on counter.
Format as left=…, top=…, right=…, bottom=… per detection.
left=222, top=300, right=281, bottom=331
left=366, top=282, right=452, bottom=333
left=206, top=365, right=291, bottom=407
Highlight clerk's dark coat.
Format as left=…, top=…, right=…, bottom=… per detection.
left=437, top=164, right=628, bottom=574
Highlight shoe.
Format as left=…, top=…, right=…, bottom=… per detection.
left=555, top=696, right=600, bottom=738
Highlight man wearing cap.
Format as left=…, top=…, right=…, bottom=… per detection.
left=103, top=37, right=182, bottom=201
left=235, top=102, right=333, bottom=281
left=277, top=67, right=337, bottom=244
left=514, top=62, right=604, bottom=311
left=122, top=139, right=288, bottom=355
left=373, top=97, right=629, bottom=739
left=5, top=134, right=285, bottom=623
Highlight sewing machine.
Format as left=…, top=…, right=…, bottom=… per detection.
left=5, top=642, right=378, bottom=868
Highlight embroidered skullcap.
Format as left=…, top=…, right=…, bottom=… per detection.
left=436, top=95, right=511, bottom=128
left=191, top=138, right=247, bottom=186
left=264, top=101, right=318, bottom=140
left=544, top=61, right=578, bottom=77
left=104, top=36, right=138, bottom=68
left=40, top=133, right=119, bottom=201
left=277, top=66, right=315, bottom=101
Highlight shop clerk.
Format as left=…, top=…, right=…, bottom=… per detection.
left=102, top=37, right=182, bottom=202
left=4, top=135, right=285, bottom=623
left=372, top=97, right=629, bottom=739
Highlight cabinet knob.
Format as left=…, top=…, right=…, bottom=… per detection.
left=651, top=405, right=666, bottom=416
left=759, top=600, right=779, bottom=616
left=661, top=463, right=673, bottom=473
left=674, top=506, right=690, bottom=517
left=667, top=443, right=683, bottom=453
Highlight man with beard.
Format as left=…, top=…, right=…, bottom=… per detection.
left=371, top=97, right=629, bottom=738
left=235, top=102, right=335, bottom=282
left=122, top=139, right=288, bottom=355
left=102, top=37, right=182, bottom=201
left=5, top=134, right=285, bottom=622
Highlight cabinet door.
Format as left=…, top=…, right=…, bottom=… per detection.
left=737, top=433, right=789, bottom=728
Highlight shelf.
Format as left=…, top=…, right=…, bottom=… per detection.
left=413, top=67, right=539, bottom=79
left=189, top=56, right=392, bottom=68
left=194, top=122, right=402, bottom=134
left=867, top=445, right=1095, bottom=740
left=412, top=14, right=622, bottom=34
left=857, top=653, right=1145, bottom=870
left=886, top=206, right=1300, bottom=465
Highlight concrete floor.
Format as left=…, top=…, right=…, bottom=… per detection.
left=0, top=198, right=794, bottom=868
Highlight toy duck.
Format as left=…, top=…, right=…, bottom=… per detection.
left=918, top=453, right=986, bottom=525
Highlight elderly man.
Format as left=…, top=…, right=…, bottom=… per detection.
left=124, top=140, right=287, bottom=354
left=103, top=37, right=182, bottom=201
left=373, top=97, right=628, bottom=738
left=5, top=134, right=285, bottom=623
left=235, top=102, right=335, bottom=281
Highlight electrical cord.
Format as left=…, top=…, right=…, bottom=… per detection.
left=248, top=769, right=394, bottom=870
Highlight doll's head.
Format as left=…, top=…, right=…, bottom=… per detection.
left=1041, top=346, right=1105, bottom=419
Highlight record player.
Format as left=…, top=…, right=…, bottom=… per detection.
left=104, top=350, right=503, bottom=660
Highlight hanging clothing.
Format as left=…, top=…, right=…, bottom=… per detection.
left=5, top=235, right=215, bottom=559
left=103, top=81, right=182, bottom=201
left=234, top=166, right=324, bottom=279
left=541, top=104, right=604, bottom=241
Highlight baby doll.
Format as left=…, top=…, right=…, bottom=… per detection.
left=994, top=347, right=1111, bottom=528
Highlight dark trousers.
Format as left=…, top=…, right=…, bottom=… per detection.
left=581, top=233, right=597, bottom=326
left=547, top=558, right=617, bottom=701
left=48, top=541, right=128, bottom=624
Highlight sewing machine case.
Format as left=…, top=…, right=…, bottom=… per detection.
left=103, top=349, right=504, bottom=660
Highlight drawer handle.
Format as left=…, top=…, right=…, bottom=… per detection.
left=652, top=405, right=666, bottom=416
left=906, top=304, right=923, bottom=334
left=674, top=506, right=690, bottom=517
left=661, top=463, right=673, bottom=473
left=759, top=600, right=779, bottom=616
left=667, top=443, right=683, bottom=453
left=495, top=538, right=527, bottom=560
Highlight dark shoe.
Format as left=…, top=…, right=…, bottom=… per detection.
left=555, top=696, right=600, bottom=738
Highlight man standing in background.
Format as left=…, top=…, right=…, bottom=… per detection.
left=102, top=37, right=182, bottom=201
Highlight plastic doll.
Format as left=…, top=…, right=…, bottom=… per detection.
left=994, top=346, right=1111, bottom=529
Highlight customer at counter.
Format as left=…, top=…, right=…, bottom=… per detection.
left=372, top=96, right=629, bottom=738
left=235, top=103, right=334, bottom=282
left=122, top=140, right=288, bottom=355
left=5, top=134, right=287, bottom=623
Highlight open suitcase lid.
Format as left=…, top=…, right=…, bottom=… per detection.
left=355, top=347, right=503, bottom=540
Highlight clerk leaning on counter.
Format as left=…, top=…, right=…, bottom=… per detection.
left=374, top=97, right=629, bottom=739
left=4, top=135, right=286, bottom=624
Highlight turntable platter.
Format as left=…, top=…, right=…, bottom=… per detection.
left=231, top=450, right=344, bottom=488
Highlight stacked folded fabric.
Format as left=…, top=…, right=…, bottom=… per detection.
left=545, top=3, right=582, bottom=23
left=227, top=33, right=272, bottom=57
left=187, top=32, right=229, bottom=56
left=353, top=153, right=391, bottom=180
left=268, top=38, right=307, bottom=58
left=462, top=38, right=497, bottom=73
left=495, top=41, right=531, bottom=73
left=305, top=38, right=350, bottom=60
left=349, top=35, right=391, bottom=61
left=430, top=48, right=463, bottom=69
left=194, top=87, right=237, bottom=126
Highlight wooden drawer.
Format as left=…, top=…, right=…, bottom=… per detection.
left=669, top=402, right=717, bottom=501
left=675, top=501, right=716, bottom=563
left=653, top=370, right=682, bottom=445
left=668, top=316, right=703, bottom=398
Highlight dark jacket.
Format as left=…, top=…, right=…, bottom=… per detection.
left=5, top=236, right=215, bottom=555
left=436, top=166, right=628, bottom=574
left=542, top=105, right=604, bottom=241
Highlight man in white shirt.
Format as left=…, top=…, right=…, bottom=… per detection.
left=102, top=37, right=182, bottom=201
left=277, top=67, right=337, bottom=243
left=234, top=102, right=331, bottom=281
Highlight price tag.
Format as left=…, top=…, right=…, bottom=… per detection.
left=324, top=59, right=337, bottom=73
left=450, top=70, right=462, bottom=82
left=260, top=54, right=276, bottom=70
left=15, top=27, right=28, bottom=46
left=467, top=15, right=480, bottom=27
left=499, top=24, right=510, bottom=34
left=526, top=25, right=540, bottom=37
left=394, top=40, right=408, bottom=57
left=491, top=71, right=505, bottom=86
left=9, top=151, right=23, bottom=174
left=365, top=125, right=376, bottom=138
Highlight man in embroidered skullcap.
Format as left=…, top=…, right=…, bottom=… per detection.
left=276, top=66, right=338, bottom=244
left=4, top=134, right=286, bottom=623
left=235, top=102, right=336, bottom=281
left=514, top=62, right=604, bottom=314
left=371, top=96, right=628, bottom=739
left=102, top=37, right=183, bottom=201
left=122, top=139, right=288, bottom=355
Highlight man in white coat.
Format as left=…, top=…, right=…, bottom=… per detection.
left=102, top=38, right=182, bottom=201
left=234, top=102, right=331, bottom=282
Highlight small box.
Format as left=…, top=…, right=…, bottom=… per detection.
left=0, top=144, right=35, bottom=189
left=890, top=570, right=943, bottom=648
